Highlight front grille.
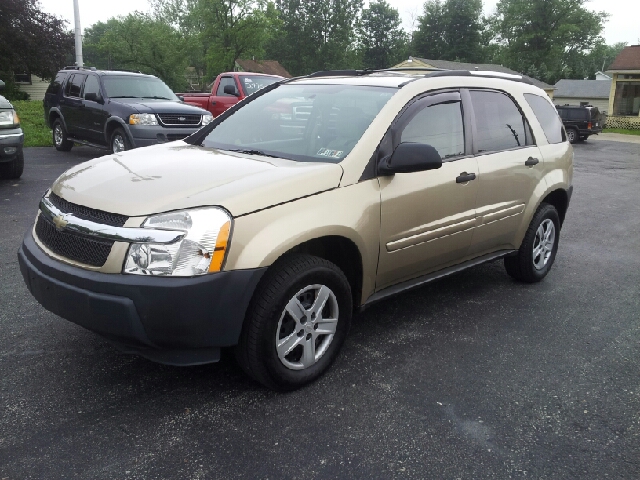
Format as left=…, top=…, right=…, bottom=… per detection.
left=49, top=193, right=128, bottom=227
left=35, top=215, right=114, bottom=267
left=167, top=133, right=189, bottom=141
left=158, top=114, right=201, bottom=126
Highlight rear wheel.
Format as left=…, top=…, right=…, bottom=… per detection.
left=0, top=151, right=24, bottom=179
left=52, top=119, right=73, bottom=151
left=236, top=254, right=352, bottom=390
left=504, top=203, right=560, bottom=283
left=566, top=128, right=578, bottom=144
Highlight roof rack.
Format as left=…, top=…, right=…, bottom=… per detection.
left=63, top=66, right=97, bottom=71
left=424, top=70, right=534, bottom=86
left=307, top=67, right=446, bottom=78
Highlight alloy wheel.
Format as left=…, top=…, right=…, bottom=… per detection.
left=112, top=135, right=125, bottom=153
left=54, top=125, right=63, bottom=146
left=532, top=219, right=555, bottom=270
left=275, top=284, right=339, bottom=370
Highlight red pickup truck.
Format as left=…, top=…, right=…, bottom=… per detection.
left=179, top=72, right=283, bottom=117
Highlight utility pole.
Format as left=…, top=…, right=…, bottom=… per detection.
left=73, top=0, right=83, bottom=67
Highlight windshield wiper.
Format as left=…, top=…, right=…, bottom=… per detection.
left=228, top=148, right=280, bottom=158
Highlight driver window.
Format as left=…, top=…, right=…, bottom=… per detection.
left=216, top=77, right=236, bottom=96
left=400, top=101, right=465, bottom=160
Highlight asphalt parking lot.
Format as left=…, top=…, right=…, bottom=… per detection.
left=1, top=140, right=639, bottom=479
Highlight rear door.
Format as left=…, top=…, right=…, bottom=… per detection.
left=78, top=74, right=107, bottom=144
left=377, top=91, right=479, bottom=290
left=465, top=89, right=544, bottom=256
left=210, top=76, right=240, bottom=117
left=60, top=73, right=86, bottom=135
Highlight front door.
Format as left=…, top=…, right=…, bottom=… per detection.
left=210, top=76, right=240, bottom=117
left=377, top=91, right=479, bottom=290
left=464, top=89, right=544, bottom=256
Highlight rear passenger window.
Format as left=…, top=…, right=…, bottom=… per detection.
left=46, top=73, right=66, bottom=95
left=470, top=90, right=531, bottom=153
left=525, top=93, right=565, bottom=144
left=65, top=74, right=86, bottom=98
left=400, top=101, right=465, bottom=159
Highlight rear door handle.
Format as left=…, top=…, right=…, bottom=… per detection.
left=525, top=157, right=539, bottom=166
left=456, top=172, right=476, bottom=183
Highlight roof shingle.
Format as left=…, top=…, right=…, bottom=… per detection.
left=608, top=45, right=640, bottom=71
left=553, top=79, right=611, bottom=99
left=235, top=59, right=291, bottom=78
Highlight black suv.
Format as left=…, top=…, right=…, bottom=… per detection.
left=0, top=81, right=24, bottom=180
left=44, top=67, right=213, bottom=154
left=555, top=105, right=603, bottom=144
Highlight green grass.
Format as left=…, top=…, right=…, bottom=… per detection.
left=12, top=100, right=52, bottom=147
left=602, top=128, right=640, bottom=136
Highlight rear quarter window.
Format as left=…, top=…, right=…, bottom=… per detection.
left=46, top=73, right=67, bottom=95
left=525, top=94, right=565, bottom=144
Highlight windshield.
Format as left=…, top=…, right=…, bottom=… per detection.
left=239, top=75, right=281, bottom=96
left=103, top=76, right=178, bottom=100
left=201, top=84, right=397, bottom=163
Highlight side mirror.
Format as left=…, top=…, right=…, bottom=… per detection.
left=85, top=92, right=103, bottom=104
left=378, top=142, right=443, bottom=176
left=178, top=95, right=185, bottom=102
left=223, top=84, right=239, bottom=96
left=0, top=80, right=5, bottom=92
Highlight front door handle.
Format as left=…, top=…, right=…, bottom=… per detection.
left=456, top=172, right=476, bottom=183
left=525, top=157, right=539, bottom=166
left=211, top=100, right=217, bottom=105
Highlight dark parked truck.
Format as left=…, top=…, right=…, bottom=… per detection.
left=44, top=67, right=213, bottom=154
left=179, top=72, right=283, bottom=117
left=555, top=105, right=603, bottom=143
left=0, top=84, right=24, bottom=180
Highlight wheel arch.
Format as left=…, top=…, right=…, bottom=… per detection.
left=48, top=108, right=65, bottom=130
left=104, top=118, right=134, bottom=146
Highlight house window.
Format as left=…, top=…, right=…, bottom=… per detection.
left=619, top=74, right=640, bottom=79
left=613, top=82, right=640, bottom=116
left=15, top=74, right=31, bottom=84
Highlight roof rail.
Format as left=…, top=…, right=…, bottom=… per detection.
left=63, top=66, right=97, bottom=71
left=424, top=70, right=534, bottom=86
left=307, top=67, right=446, bottom=78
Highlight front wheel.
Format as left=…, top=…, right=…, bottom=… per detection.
left=110, top=128, right=131, bottom=154
left=504, top=203, right=560, bottom=283
left=236, top=254, right=353, bottom=390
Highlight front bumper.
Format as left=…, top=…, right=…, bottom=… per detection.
left=0, top=128, right=24, bottom=162
left=127, top=124, right=200, bottom=148
left=18, top=229, right=265, bottom=365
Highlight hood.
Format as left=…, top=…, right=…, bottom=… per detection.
left=50, top=142, right=343, bottom=218
left=110, top=98, right=207, bottom=115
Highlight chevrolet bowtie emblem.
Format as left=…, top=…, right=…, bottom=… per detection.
left=52, top=214, right=68, bottom=231
left=178, top=116, right=186, bottom=122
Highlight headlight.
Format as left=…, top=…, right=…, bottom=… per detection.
left=0, top=110, right=19, bottom=127
left=202, top=114, right=213, bottom=125
left=124, top=207, right=232, bottom=276
left=129, top=113, right=158, bottom=125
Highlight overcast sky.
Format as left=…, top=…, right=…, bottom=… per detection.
left=40, top=0, right=639, bottom=46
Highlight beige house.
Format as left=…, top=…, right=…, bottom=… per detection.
left=16, top=74, right=50, bottom=101
left=553, top=79, right=611, bottom=113
left=607, top=45, right=640, bottom=129
left=393, top=57, right=555, bottom=98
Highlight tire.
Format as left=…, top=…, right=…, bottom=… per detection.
left=0, top=151, right=24, bottom=179
left=52, top=119, right=73, bottom=151
left=566, top=128, right=578, bottom=144
left=110, top=128, right=131, bottom=154
left=504, top=203, right=560, bottom=283
left=236, top=254, right=353, bottom=391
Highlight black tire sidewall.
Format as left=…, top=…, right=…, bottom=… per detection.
left=253, top=259, right=352, bottom=389
left=0, top=151, right=24, bottom=179
left=52, top=119, right=72, bottom=151
left=522, top=205, right=560, bottom=281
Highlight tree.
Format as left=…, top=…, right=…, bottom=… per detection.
left=83, top=14, right=190, bottom=90
left=0, top=0, right=73, bottom=91
left=358, top=0, right=408, bottom=69
left=493, top=0, right=608, bottom=84
left=564, top=41, right=627, bottom=79
left=412, top=0, right=484, bottom=62
left=411, top=0, right=447, bottom=60
left=266, top=0, right=363, bottom=75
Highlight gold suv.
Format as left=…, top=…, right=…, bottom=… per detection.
left=19, top=70, right=573, bottom=390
